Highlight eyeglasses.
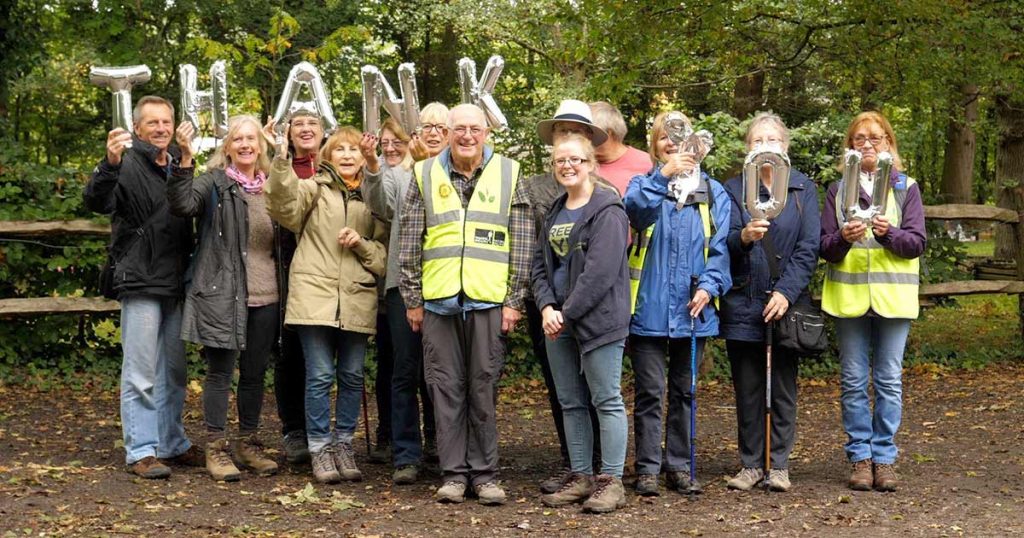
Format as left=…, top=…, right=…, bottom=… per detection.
left=553, top=157, right=588, bottom=167
left=452, top=126, right=486, bottom=137
left=852, top=134, right=886, bottom=147
left=380, top=139, right=406, bottom=148
left=421, top=123, right=447, bottom=133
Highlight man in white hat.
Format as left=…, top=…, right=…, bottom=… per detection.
left=526, top=99, right=617, bottom=495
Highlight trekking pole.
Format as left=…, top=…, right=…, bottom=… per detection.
left=687, top=276, right=703, bottom=496
left=361, top=383, right=372, bottom=456
left=764, top=291, right=773, bottom=491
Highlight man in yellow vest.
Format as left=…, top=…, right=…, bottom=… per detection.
left=398, top=104, right=533, bottom=505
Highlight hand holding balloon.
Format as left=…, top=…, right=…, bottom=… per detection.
left=841, top=220, right=868, bottom=243
left=741, top=219, right=770, bottom=245
left=871, top=214, right=891, bottom=237
left=661, top=152, right=697, bottom=178
left=174, top=122, right=195, bottom=168
left=360, top=132, right=380, bottom=174
left=105, top=128, right=133, bottom=166
left=408, top=135, right=429, bottom=162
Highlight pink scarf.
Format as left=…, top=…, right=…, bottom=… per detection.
left=226, top=165, right=267, bottom=194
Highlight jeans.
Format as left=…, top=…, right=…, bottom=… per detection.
left=836, top=316, right=911, bottom=465
left=630, top=334, right=705, bottom=475
left=545, top=333, right=628, bottom=477
left=298, top=326, right=368, bottom=452
left=374, top=311, right=393, bottom=446
left=386, top=288, right=436, bottom=467
left=203, top=304, right=279, bottom=437
left=274, top=326, right=306, bottom=436
left=727, top=339, right=799, bottom=470
left=119, top=295, right=190, bottom=464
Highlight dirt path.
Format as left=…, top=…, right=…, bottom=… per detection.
left=1, top=363, right=1022, bottom=537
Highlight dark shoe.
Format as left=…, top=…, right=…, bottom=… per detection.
left=726, top=467, right=764, bottom=491
left=282, top=431, right=310, bottom=464
left=368, top=442, right=391, bottom=464
left=232, top=434, right=279, bottom=476
left=540, top=467, right=572, bottom=494
left=873, top=463, right=898, bottom=492
left=332, top=441, right=363, bottom=481
left=128, top=456, right=171, bottom=479
left=849, top=459, right=873, bottom=491
left=583, top=475, right=627, bottom=513
left=206, top=440, right=241, bottom=482
left=393, top=464, right=419, bottom=485
left=541, top=473, right=593, bottom=507
left=435, top=480, right=467, bottom=503
left=665, top=470, right=689, bottom=491
left=165, top=444, right=205, bottom=467
left=634, top=473, right=660, bottom=496
left=473, top=481, right=507, bottom=506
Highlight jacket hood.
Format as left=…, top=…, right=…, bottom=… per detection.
left=550, top=184, right=624, bottom=228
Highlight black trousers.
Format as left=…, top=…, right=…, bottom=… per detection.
left=374, top=312, right=394, bottom=445
left=274, top=325, right=307, bottom=436
left=727, top=339, right=799, bottom=470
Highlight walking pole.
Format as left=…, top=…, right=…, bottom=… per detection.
left=687, top=276, right=703, bottom=496
left=764, top=291, right=773, bottom=491
left=361, top=383, right=372, bottom=456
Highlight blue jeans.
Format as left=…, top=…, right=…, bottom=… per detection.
left=119, top=295, right=190, bottom=464
left=546, top=333, right=628, bottom=477
left=298, top=326, right=368, bottom=452
left=835, top=316, right=912, bottom=465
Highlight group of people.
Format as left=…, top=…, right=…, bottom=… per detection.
left=86, top=93, right=924, bottom=513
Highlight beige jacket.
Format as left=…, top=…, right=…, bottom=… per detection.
left=265, top=158, right=387, bottom=334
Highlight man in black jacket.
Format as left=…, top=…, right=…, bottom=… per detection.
left=84, top=96, right=199, bottom=479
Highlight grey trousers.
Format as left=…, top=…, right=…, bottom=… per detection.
left=727, top=339, right=798, bottom=470
left=422, top=308, right=505, bottom=487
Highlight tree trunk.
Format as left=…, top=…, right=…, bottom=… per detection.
left=993, top=93, right=1024, bottom=342
left=939, top=85, right=979, bottom=204
left=731, top=71, right=765, bottom=120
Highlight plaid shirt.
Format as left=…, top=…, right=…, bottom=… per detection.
left=398, top=152, right=533, bottom=311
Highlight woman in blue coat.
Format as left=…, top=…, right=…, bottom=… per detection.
left=624, top=111, right=731, bottom=496
left=721, top=113, right=821, bottom=492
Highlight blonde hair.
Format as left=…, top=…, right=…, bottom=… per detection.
left=380, top=117, right=413, bottom=170
left=420, top=102, right=449, bottom=125
left=842, top=111, right=904, bottom=171
left=319, top=126, right=364, bottom=176
left=647, top=111, right=693, bottom=164
left=550, top=134, right=596, bottom=179
left=206, top=115, right=270, bottom=174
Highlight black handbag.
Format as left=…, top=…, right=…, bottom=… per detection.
left=761, top=233, right=828, bottom=356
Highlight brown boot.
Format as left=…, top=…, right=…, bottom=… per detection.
left=873, top=463, right=898, bottom=492
left=232, top=434, right=279, bottom=476
left=583, top=475, right=626, bottom=513
left=541, top=473, right=593, bottom=507
left=848, top=459, right=873, bottom=491
left=206, top=439, right=241, bottom=482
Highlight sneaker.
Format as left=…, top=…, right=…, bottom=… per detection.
left=206, top=440, right=241, bottom=482
left=539, top=467, right=572, bottom=494
left=634, top=473, right=660, bottom=497
left=849, top=459, right=873, bottom=491
left=473, top=481, right=507, bottom=506
left=541, top=473, right=593, bottom=507
left=423, top=437, right=439, bottom=464
left=232, top=435, right=279, bottom=476
left=393, top=464, right=419, bottom=485
left=726, top=467, right=764, bottom=491
left=435, top=480, right=467, bottom=503
left=283, top=431, right=311, bottom=464
left=164, top=444, right=205, bottom=467
left=767, top=469, right=791, bottom=492
left=873, top=463, right=898, bottom=492
left=368, top=442, right=391, bottom=464
left=332, top=441, right=363, bottom=481
left=582, top=474, right=627, bottom=513
left=311, top=447, right=341, bottom=484
left=128, top=456, right=171, bottom=479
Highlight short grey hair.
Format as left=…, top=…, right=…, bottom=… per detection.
left=744, top=111, right=789, bottom=147
left=132, top=95, right=175, bottom=124
left=589, top=101, right=627, bottom=142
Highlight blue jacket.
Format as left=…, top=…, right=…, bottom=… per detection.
left=624, top=165, right=731, bottom=338
left=720, top=170, right=821, bottom=342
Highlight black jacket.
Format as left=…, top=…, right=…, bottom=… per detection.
left=531, top=186, right=631, bottom=354
left=84, top=137, right=192, bottom=299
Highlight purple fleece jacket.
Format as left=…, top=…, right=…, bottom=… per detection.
left=820, top=172, right=927, bottom=262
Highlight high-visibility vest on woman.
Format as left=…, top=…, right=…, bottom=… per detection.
left=415, top=155, right=520, bottom=304
left=822, top=176, right=920, bottom=319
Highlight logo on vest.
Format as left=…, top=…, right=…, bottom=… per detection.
left=438, top=183, right=453, bottom=198
left=474, top=229, right=506, bottom=247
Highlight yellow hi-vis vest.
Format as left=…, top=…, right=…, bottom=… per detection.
left=627, top=190, right=713, bottom=315
left=822, top=177, right=920, bottom=319
left=415, top=155, right=520, bottom=304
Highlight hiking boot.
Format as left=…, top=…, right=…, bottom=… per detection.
left=282, top=431, right=310, bottom=464
left=435, top=480, right=467, bottom=503
left=232, top=435, right=279, bottom=476
left=849, top=459, right=873, bottom=491
left=727, top=467, right=764, bottom=491
left=332, top=441, right=362, bottom=481
left=368, top=442, right=391, bottom=464
left=541, top=473, right=593, bottom=507
left=393, top=464, right=419, bottom=485
left=423, top=437, right=439, bottom=464
left=474, top=481, right=507, bottom=506
left=873, top=463, right=898, bottom=492
left=206, top=440, right=241, bottom=482
left=540, top=467, right=572, bottom=494
left=767, top=469, right=791, bottom=492
left=165, top=444, right=205, bottom=467
left=311, top=446, right=341, bottom=484
left=634, top=473, right=660, bottom=496
left=128, top=456, right=171, bottom=479
left=583, top=474, right=627, bottom=513
left=666, top=470, right=693, bottom=492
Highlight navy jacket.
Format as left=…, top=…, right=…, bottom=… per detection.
left=531, top=186, right=631, bottom=354
left=720, top=170, right=821, bottom=343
